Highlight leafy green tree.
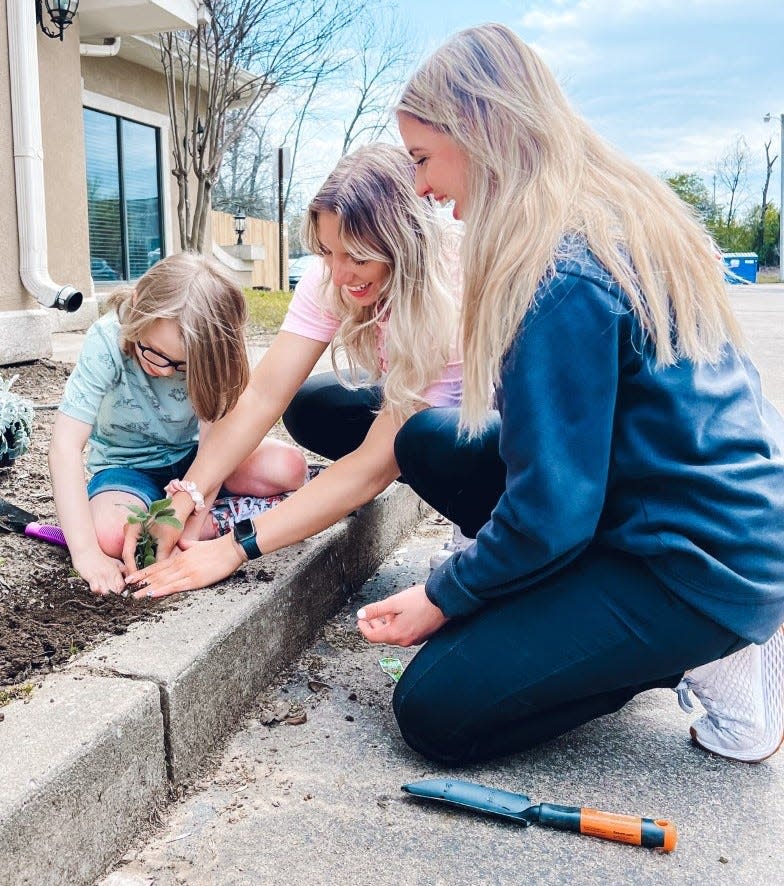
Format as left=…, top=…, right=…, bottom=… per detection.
left=664, top=173, right=715, bottom=219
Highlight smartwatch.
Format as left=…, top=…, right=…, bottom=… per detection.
left=232, top=518, right=262, bottom=560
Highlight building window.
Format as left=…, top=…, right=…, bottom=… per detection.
left=83, top=107, right=164, bottom=282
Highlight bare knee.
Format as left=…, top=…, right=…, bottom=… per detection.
left=226, top=440, right=307, bottom=496
left=93, top=522, right=125, bottom=559
left=270, top=443, right=308, bottom=490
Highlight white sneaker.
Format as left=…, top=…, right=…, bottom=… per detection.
left=429, top=523, right=473, bottom=571
left=674, top=626, right=784, bottom=763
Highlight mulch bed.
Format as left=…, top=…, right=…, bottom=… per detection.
left=0, top=360, right=176, bottom=688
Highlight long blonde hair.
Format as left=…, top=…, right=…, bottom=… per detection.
left=398, top=23, right=743, bottom=432
left=107, top=252, right=249, bottom=421
left=303, top=143, right=459, bottom=421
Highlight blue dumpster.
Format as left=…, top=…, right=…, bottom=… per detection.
left=722, top=252, right=758, bottom=284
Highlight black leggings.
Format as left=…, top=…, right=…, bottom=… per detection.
left=283, top=372, right=743, bottom=765
left=282, top=372, right=504, bottom=535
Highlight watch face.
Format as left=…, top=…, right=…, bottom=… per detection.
left=234, top=518, right=255, bottom=541
left=233, top=518, right=261, bottom=559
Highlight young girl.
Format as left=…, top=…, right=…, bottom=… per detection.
left=123, top=144, right=463, bottom=596
left=357, top=24, right=784, bottom=766
left=49, top=252, right=307, bottom=597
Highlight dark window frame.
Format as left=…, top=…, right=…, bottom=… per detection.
left=83, top=106, right=165, bottom=282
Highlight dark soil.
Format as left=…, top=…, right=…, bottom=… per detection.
left=0, top=360, right=177, bottom=688
left=0, top=329, right=288, bottom=690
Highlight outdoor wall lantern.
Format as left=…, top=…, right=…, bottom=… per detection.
left=233, top=210, right=246, bottom=246
left=36, top=0, right=80, bottom=41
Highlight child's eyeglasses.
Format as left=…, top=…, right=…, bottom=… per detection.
left=136, top=343, right=186, bottom=372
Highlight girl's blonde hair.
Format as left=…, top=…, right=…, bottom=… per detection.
left=107, top=252, right=249, bottom=421
left=398, top=23, right=743, bottom=432
left=303, top=143, right=459, bottom=421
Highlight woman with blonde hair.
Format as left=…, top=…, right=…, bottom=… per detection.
left=126, top=144, right=464, bottom=594
left=358, top=23, right=784, bottom=766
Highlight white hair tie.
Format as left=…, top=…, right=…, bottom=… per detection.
left=164, top=478, right=206, bottom=513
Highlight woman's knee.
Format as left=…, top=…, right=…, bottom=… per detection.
left=394, top=408, right=459, bottom=479
left=392, top=663, right=474, bottom=766
left=282, top=377, right=326, bottom=450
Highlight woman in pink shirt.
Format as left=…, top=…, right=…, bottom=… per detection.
left=127, top=143, right=465, bottom=594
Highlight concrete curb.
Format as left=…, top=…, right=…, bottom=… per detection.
left=0, top=483, right=428, bottom=886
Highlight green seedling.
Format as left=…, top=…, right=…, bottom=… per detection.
left=124, top=497, right=182, bottom=570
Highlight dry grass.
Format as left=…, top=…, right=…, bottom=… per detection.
left=244, top=288, right=292, bottom=335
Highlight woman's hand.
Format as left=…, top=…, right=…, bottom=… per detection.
left=356, top=584, right=449, bottom=647
left=125, top=533, right=245, bottom=599
left=71, top=549, right=127, bottom=597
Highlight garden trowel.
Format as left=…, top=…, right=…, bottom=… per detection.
left=402, top=779, right=677, bottom=852
left=0, top=497, right=67, bottom=547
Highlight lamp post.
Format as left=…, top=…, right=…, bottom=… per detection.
left=233, top=210, right=246, bottom=246
left=764, top=112, right=784, bottom=283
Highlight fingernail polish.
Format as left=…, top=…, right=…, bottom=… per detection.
left=356, top=608, right=366, bottom=619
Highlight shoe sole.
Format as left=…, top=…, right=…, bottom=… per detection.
left=690, top=625, right=784, bottom=763
left=689, top=724, right=784, bottom=763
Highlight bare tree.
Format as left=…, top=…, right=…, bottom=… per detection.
left=341, top=12, right=418, bottom=155
left=159, top=0, right=362, bottom=251
left=715, top=137, right=750, bottom=229
left=212, top=113, right=275, bottom=219
left=754, top=138, right=779, bottom=258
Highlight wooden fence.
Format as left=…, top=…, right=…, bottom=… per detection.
left=211, top=211, right=288, bottom=290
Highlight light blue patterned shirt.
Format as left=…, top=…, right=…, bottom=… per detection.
left=59, top=312, right=198, bottom=475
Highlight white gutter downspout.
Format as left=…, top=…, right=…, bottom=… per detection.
left=7, top=2, right=83, bottom=312
left=80, top=36, right=121, bottom=58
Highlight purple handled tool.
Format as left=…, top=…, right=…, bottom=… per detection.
left=24, top=522, right=68, bottom=548
left=0, top=497, right=68, bottom=548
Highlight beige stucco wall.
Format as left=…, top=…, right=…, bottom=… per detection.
left=0, top=13, right=93, bottom=311
left=0, top=5, right=94, bottom=362
left=39, top=20, right=93, bottom=319
left=82, top=54, right=171, bottom=119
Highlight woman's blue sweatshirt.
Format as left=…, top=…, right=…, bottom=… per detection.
left=426, top=248, right=784, bottom=643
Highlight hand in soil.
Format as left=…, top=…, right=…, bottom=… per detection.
left=126, top=532, right=245, bottom=599
left=70, top=547, right=127, bottom=597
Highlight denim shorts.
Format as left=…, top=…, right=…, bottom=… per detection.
left=87, top=447, right=199, bottom=508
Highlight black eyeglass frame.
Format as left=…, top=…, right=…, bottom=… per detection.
left=136, top=342, right=187, bottom=372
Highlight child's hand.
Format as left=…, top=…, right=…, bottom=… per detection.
left=71, top=549, right=127, bottom=596
left=121, top=520, right=142, bottom=575
left=147, top=516, right=185, bottom=561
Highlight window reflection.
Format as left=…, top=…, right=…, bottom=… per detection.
left=83, top=108, right=163, bottom=282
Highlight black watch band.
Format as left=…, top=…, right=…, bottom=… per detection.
left=233, top=518, right=262, bottom=560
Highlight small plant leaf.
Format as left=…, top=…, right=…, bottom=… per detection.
left=156, top=516, right=183, bottom=528
left=149, top=497, right=174, bottom=515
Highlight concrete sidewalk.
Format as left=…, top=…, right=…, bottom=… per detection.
left=99, top=518, right=784, bottom=886
left=2, top=284, right=784, bottom=885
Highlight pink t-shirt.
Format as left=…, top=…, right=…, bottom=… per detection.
left=280, top=258, right=462, bottom=408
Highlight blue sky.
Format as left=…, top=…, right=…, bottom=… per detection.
left=390, top=0, right=784, bottom=211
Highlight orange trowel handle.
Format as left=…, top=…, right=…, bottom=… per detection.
left=536, top=803, right=677, bottom=852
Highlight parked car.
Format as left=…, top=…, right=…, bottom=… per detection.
left=90, top=258, right=120, bottom=281
left=288, top=253, right=318, bottom=290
